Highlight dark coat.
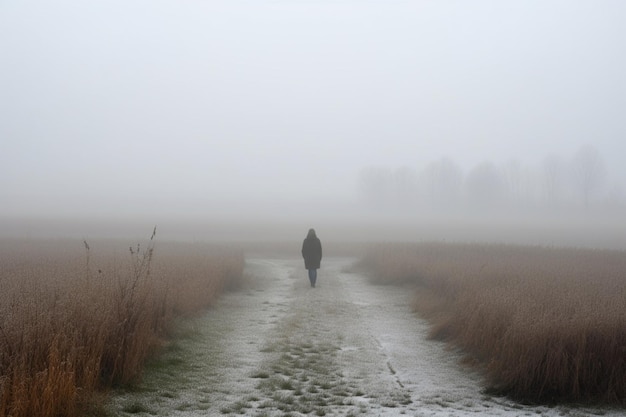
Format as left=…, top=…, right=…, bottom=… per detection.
left=302, top=230, right=322, bottom=270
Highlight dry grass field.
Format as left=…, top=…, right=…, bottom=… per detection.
left=0, top=234, right=244, bottom=417
left=359, top=242, right=626, bottom=406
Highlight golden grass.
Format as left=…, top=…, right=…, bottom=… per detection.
left=360, top=242, right=626, bottom=405
left=0, top=236, right=244, bottom=417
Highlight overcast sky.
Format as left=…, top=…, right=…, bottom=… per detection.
left=1, top=0, right=625, bottom=220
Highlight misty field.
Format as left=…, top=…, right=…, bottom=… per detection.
left=0, top=236, right=244, bottom=417
left=360, top=242, right=626, bottom=405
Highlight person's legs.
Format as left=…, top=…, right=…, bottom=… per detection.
left=308, top=269, right=317, bottom=287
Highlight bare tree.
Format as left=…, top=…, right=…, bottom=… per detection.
left=504, top=159, right=523, bottom=203
left=572, top=144, right=606, bottom=209
left=393, top=166, right=419, bottom=207
left=465, top=161, right=506, bottom=209
left=423, top=157, right=463, bottom=208
left=541, top=153, right=563, bottom=206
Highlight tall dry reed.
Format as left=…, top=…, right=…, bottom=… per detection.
left=0, top=235, right=244, bottom=417
left=360, top=242, right=626, bottom=405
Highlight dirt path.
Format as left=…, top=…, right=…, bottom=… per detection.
left=108, top=258, right=621, bottom=417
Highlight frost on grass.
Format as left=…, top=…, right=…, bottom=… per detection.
left=249, top=338, right=362, bottom=415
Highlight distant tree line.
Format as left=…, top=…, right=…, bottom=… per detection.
left=357, top=144, right=623, bottom=217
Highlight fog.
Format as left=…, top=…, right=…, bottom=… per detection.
left=2, top=1, right=626, bottom=247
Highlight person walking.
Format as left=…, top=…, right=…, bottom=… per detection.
left=301, top=228, right=322, bottom=287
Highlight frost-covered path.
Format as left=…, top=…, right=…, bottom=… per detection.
left=109, top=258, right=621, bottom=417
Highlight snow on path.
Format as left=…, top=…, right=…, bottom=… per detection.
left=108, top=258, right=621, bottom=417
